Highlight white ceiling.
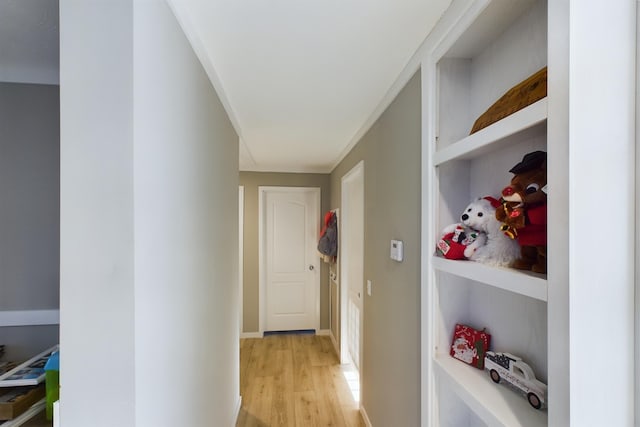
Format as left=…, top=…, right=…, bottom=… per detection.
left=169, top=0, right=452, bottom=173
left=2, top=0, right=452, bottom=173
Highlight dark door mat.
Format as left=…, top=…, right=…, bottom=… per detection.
left=263, top=329, right=316, bottom=336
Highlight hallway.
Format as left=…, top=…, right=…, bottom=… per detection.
left=236, top=334, right=364, bottom=427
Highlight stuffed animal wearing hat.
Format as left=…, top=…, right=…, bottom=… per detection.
left=460, top=196, right=520, bottom=267
left=495, top=151, right=547, bottom=273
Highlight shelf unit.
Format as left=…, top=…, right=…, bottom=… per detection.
left=424, top=0, right=552, bottom=425
left=0, top=399, right=46, bottom=427
left=431, top=257, right=546, bottom=302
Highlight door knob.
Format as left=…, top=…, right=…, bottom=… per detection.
left=309, top=265, right=315, bottom=271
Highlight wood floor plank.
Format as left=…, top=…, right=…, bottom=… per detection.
left=329, top=366, right=365, bottom=427
left=240, top=376, right=275, bottom=427
left=270, top=349, right=295, bottom=427
left=240, top=338, right=257, bottom=389
left=237, top=333, right=364, bottom=427
left=293, top=391, right=319, bottom=427
left=311, top=365, right=347, bottom=426
left=310, top=335, right=339, bottom=367
left=291, top=335, right=314, bottom=392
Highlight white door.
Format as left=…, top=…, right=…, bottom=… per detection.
left=260, top=187, right=320, bottom=332
left=340, top=162, right=364, bottom=370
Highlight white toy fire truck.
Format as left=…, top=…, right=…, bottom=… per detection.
left=484, top=351, right=547, bottom=409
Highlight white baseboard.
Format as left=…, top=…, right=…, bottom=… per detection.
left=233, top=395, right=242, bottom=427
left=53, top=400, right=60, bottom=427
left=316, top=329, right=331, bottom=336
left=0, top=310, right=60, bottom=327
left=329, top=330, right=339, bottom=358
left=360, top=405, right=373, bottom=427
left=240, top=331, right=263, bottom=339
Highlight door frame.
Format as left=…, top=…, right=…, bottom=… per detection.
left=239, top=185, right=244, bottom=335
left=258, top=186, right=321, bottom=334
left=340, top=161, right=365, bottom=367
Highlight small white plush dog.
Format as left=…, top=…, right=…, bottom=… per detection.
left=460, top=197, right=520, bottom=267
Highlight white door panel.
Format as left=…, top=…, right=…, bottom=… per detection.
left=261, top=188, right=320, bottom=332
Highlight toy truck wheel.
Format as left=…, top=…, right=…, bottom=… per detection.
left=489, top=369, right=500, bottom=383
left=527, top=392, right=542, bottom=410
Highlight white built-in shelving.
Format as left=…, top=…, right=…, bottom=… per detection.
left=435, top=356, right=547, bottom=427
left=432, top=256, right=547, bottom=302
left=424, top=0, right=552, bottom=425
left=433, top=99, right=547, bottom=166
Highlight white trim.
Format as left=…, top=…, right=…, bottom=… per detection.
left=316, top=329, right=331, bottom=336
left=360, top=405, right=373, bottom=427
left=422, top=58, right=439, bottom=427
left=0, top=310, right=60, bottom=327
left=233, top=396, right=242, bottom=427
left=328, top=209, right=340, bottom=359
left=240, top=332, right=263, bottom=339
left=53, top=400, right=59, bottom=427
left=239, top=186, right=244, bottom=336
left=339, top=161, right=365, bottom=369
left=259, top=187, right=265, bottom=334
left=258, top=186, right=321, bottom=334
left=419, top=3, right=491, bottom=426
left=165, top=1, right=243, bottom=143
left=633, top=0, right=640, bottom=425
left=329, top=328, right=340, bottom=359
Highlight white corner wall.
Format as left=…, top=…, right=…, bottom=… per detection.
left=60, top=1, right=239, bottom=426
left=561, top=1, right=636, bottom=425
left=59, top=0, right=135, bottom=425
left=133, top=1, right=239, bottom=426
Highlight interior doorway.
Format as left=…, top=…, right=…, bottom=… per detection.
left=340, top=161, right=365, bottom=384
left=258, top=186, right=321, bottom=333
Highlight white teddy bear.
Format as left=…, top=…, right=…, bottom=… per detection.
left=460, top=197, right=520, bottom=267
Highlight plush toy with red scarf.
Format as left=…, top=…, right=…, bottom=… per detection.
left=436, top=222, right=485, bottom=260
left=495, top=151, right=548, bottom=273
left=437, top=196, right=519, bottom=266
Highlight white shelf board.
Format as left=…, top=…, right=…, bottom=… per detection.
left=432, top=256, right=547, bottom=301
left=435, top=355, right=547, bottom=427
left=434, top=98, right=547, bottom=166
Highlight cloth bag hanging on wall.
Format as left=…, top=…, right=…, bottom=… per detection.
left=318, top=211, right=338, bottom=261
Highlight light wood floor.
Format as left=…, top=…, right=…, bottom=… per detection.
left=236, top=334, right=365, bottom=427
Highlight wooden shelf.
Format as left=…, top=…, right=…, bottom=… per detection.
left=432, top=256, right=547, bottom=301
left=434, top=355, right=547, bottom=427
left=434, top=98, right=547, bottom=166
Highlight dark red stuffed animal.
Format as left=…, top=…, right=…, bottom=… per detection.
left=495, top=151, right=547, bottom=273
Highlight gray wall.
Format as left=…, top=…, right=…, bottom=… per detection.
left=0, top=83, right=60, bottom=360
left=239, top=172, right=331, bottom=333
left=330, top=71, right=421, bottom=426
left=60, top=1, right=239, bottom=426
